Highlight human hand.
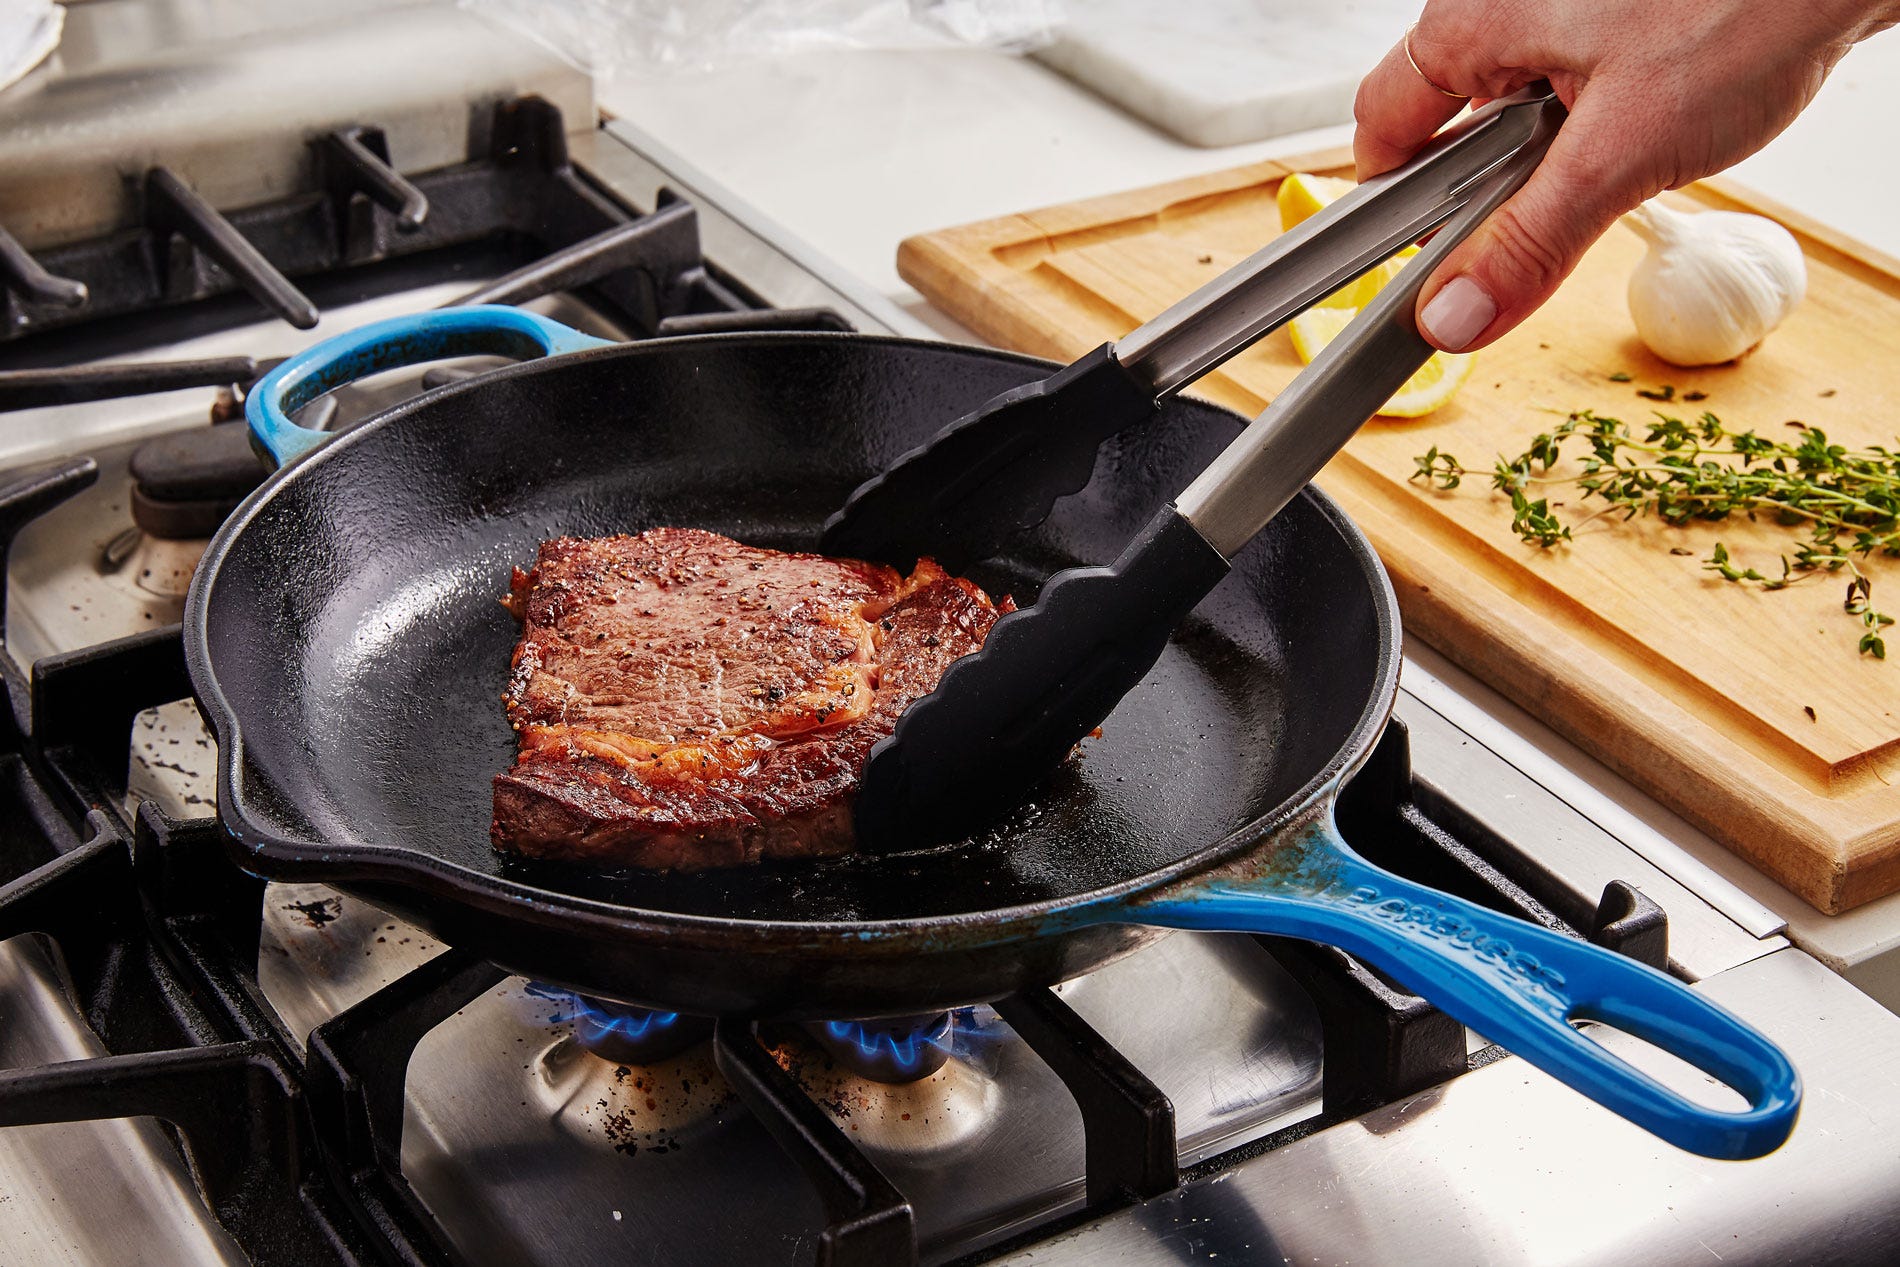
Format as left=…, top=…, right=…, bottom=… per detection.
left=1354, top=0, right=1899, bottom=351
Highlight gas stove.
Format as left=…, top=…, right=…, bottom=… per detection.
left=4, top=4, right=1900, bottom=1266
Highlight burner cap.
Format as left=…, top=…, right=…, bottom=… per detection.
left=565, top=994, right=713, bottom=1065
left=127, top=422, right=266, bottom=538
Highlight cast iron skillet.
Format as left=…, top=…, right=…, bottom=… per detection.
left=185, top=306, right=1798, bottom=1160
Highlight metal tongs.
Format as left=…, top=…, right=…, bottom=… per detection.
left=849, top=86, right=1567, bottom=849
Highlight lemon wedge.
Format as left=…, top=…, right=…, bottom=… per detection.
left=1276, top=170, right=1474, bottom=416
left=1319, top=249, right=1420, bottom=310
left=1287, top=306, right=1476, bottom=418
left=1276, top=172, right=1357, bottom=230
left=1276, top=171, right=1419, bottom=309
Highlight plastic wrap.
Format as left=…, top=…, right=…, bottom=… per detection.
left=460, top=0, right=1066, bottom=75
left=0, top=0, right=63, bottom=94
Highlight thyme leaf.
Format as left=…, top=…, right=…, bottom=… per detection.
left=1412, top=408, right=1900, bottom=658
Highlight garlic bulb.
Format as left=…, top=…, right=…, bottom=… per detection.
left=1624, top=201, right=1807, bottom=367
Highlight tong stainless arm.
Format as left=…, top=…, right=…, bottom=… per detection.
left=822, top=84, right=1565, bottom=575
left=853, top=87, right=1568, bottom=852
left=1175, top=87, right=1566, bottom=557
left=1113, top=85, right=1564, bottom=400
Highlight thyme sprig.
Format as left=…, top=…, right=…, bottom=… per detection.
left=1412, top=409, right=1900, bottom=658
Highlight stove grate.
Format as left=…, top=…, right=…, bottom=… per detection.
left=0, top=357, right=260, bottom=413
left=0, top=98, right=750, bottom=349
left=0, top=789, right=365, bottom=1263
left=991, top=989, right=1177, bottom=1206
left=304, top=949, right=509, bottom=1267
left=0, top=223, right=88, bottom=312
left=717, top=1019, right=918, bottom=1265
left=147, top=166, right=320, bottom=331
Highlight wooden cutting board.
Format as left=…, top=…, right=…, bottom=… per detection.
left=898, top=149, right=1900, bottom=914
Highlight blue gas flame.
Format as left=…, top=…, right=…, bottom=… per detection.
left=582, top=1004, right=682, bottom=1038
left=524, top=983, right=680, bottom=1036
left=821, top=1018, right=954, bottom=1076
left=567, top=996, right=681, bottom=1039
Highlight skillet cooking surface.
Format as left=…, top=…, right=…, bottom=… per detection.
left=195, top=336, right=1387, bottom=930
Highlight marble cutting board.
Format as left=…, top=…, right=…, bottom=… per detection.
left=1034, top=0, right=1416, bottom=147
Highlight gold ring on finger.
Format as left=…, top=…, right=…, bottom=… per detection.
left=1404, top=24, right=1470, bottom=100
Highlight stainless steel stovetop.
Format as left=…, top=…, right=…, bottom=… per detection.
left=4, top=4, right=1900, bottom=1266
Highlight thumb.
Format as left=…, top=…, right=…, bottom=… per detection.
left=1415, top=90, right=1647, bottom=352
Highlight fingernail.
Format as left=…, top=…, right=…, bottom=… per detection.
left=1418, top=276, right=1496, bottom=351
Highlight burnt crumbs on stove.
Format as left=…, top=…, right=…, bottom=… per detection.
left=489, top=527, right=1012, bottom=869
left=282, top=896, right=342, bottom=928
left=590, top=1069, right=708, bottom=1157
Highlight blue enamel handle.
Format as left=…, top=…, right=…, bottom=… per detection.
left=245, top=305, right=615, bottom=467
left=1136, top=819, right=1800, bottom=1160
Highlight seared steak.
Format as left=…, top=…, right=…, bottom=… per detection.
left=491, top=528, right=1009, bottom=867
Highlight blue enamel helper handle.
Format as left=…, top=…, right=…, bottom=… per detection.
left=245, top=305, right=615, bottom=467
left=1135, top=817, right=1800, bottom=1160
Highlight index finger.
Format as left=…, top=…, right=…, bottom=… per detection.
left=1353, top=35, right=1467, bottom=180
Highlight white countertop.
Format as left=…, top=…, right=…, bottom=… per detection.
left=599, top=28, right=1900, bottom=320
left=599, top=29, right=1900, bottom=994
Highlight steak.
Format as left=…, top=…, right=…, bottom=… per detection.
left=490, top=527, right=1010, bottom=868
